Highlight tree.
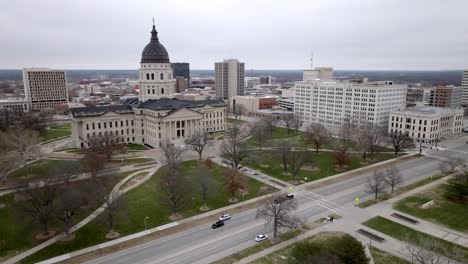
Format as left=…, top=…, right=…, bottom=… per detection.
left=289, top=241, right=340, bottom=264
left=291, top=114, right=302, bottom=132
left=338, top=118, right=355, bottom=149
left=446, top=158, right=465, bottom=172
left=185, top=131, right=211, bottom=160
left=287, top=149, right=309, bottom=181
left=232, top=104, right=247, bottom=120
left=160, top=140, right=184, bottom=169
left=403, top=234, right=464, bottom=264
left=159, top=167, right=187, bottom=216
left=384, top=167, right=403, bottom=194
left=102, top=189, right=125, bottom=236
left=222, top=125, right=249, bottom=171
left=439, top=162, right=449, bottom=174
left=276, top=140, right=292, bottom=173
left=54, top=185, right=83, bottom=239
left=16, top=111, right=50, bottom=133
left=304, top=123, right=330, bottom=153
left=366, top=170, right=387, bottom=199
left=280, top=113, right=296, bottom=134
left=357, top=124, right=384, bottom=159
left=195, top=160, right=216, bottom=209
left=249, top=121, right=271, bottom=150
left=261, top=115, right=279, bottom=136
left=81, top=151, right=106, bottom=178
left=18, top=175, right=60, bottom=236
left=389, top=132, right=413, bottom=155
left=1, top=128, right=39, bottom=165
left=334, top=145, right=351, bottom=169
left=0, top=136, right=18, bottom=184
left=223, top=169, right=245, bottom=202
left=333, top=234, right=370, bottom=264
left=87, top=134, right=127, bottom=161
left=256, top=194, right=302, bottom=239
left=444, top=172, right=468, bottom=202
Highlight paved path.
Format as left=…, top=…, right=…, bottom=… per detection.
left=3, top=166, right=160, bottom=264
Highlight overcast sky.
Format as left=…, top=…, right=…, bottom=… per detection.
left=1, top=0, right=467, bottom=70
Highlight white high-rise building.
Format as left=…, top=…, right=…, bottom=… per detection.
left=294, top=71, right=407, bottom=130
left=22, top=68, right=68, bottom=111
left=215, top=59, right=245, bottom=101
left=138, top=25, right=176, bottom=102
left=462, top=70, right=468, bottom=106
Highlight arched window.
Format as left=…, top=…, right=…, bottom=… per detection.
left=168, top=73, right=172, bottom=79
left=146, top=73, right=150, bottom=80
left=160, top=73, right=164, bottom=80
left=161, top=88, right=164, bottom=94
left=151, top=73, right=154, bottom=80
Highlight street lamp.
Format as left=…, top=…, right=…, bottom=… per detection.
left=144, top=216, right=149, bottom=234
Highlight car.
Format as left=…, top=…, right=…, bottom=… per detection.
left=218, top=213, right=231, bottom=221
left=255, top=234, right=268, bottom=242
left=212, top=220, right=224, bottom=229
left=274, top=193, right=295, bottom=204
left=253, top=172, right=259, bottom=175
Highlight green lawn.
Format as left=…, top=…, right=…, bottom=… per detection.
left=126, top=144, right=148, bottom=151
left=248, top=150, right=395, bottom=184
left=7, top=159, right=81, bottom=183
left=370, top=247, right=410, bottom=264
left=21, top=160, right=275, bottom=263
left=0, top=170, right=135, bottom=261
left=363, top=216, right=468, bottom=262
left=39, top=123, right=71, bottom=142
left=394, top=183, right=468, bottom=233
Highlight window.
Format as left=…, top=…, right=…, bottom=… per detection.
left=160, top=73, right=164, bottom=80
left=151, top=73, right=154, bottom=80
left=161, top=88, right=164, bottom=94
left=146, top=73, right=150, bottom=80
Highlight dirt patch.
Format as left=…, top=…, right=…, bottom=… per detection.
left=302, top=166, right=319, bottom=171
left=60, top=233, right=76, bottom=242
left=228, top=197, right=239, bottom=203
left=199, top=205, right=210, bottom=211
left=35, top=230, right=57, bottom=240
left=105, top=231, right=120, bottom=240
left=169, top=213, right=183, bottom=221
left=282, top=172, right=291, bottom=176
left=260, top=164, right=270, bottom=168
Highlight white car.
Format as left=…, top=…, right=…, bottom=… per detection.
left=218, top=214, right=231, bottom=221
left=255, top=234, right=268, bottom=242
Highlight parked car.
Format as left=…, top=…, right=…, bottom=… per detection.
left=274, top=193, right=294, bottom=204
left=212, top=220, right=225, bottom=229
left=255, top=234, right=269, bottom=242
left=219, top=213, right=231, bottom=221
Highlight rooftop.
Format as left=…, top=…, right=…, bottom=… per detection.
left=392, top=106, right=464, bottom=116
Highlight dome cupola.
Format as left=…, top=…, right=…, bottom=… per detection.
left=140, top=24, right=170, bottom=63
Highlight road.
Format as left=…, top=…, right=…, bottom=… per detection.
left=83, top=154, right=445, bottom=264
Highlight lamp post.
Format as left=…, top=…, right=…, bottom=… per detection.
left=144, top=216, right=149, bottom=235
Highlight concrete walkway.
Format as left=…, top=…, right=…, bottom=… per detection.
left=3, top=166, right=159, bottom=264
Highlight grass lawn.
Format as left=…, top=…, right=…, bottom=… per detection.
left=248, top=150, right=395, bottom=184
left=363, top=216, right=468, bottom=262
left=7, top=159, right=81, bottom=183
left=357, top=171, right=450, bottom=208
left=21, top=160, right=275, bottom=263
left=39, top=123, right=71, bottom=142
left=370, top=247, right=410, bottom=264
left=394, top=183, right=468, bottom=233
left=0, top=170, right=135, bottom=261
left=126, top=144, right=149, bottom=151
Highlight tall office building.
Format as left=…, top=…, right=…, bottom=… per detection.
left=171, top=62, right=190, bottom=84
left=259, top=75, right=272, bottom=85
left=215, top=59, right=245, bottom=101
left=462, top=70, right=468, bottom=106
left=22, top=68, right=68, bottom=111
left=294, top=70, right=406, bottom=130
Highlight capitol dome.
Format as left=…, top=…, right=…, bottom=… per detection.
left=140, top=25, right=170, bottom=63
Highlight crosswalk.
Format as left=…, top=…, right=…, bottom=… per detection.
left=300, top=190, right=344, bottom=212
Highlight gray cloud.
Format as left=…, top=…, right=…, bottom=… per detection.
left=1, top=0, right=467, bottom=70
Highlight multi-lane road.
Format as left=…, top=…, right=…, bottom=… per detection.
left=83, top=152, right=449, bottom=264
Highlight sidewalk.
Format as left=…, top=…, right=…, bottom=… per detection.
left=3, top=167, right=159, bottom=264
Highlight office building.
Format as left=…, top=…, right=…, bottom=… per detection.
left=294, top=70, right=406, bottom=130
left=171, top=62, right=190, bottom=84
left=0, top=98, right=29, bottom=112
left=389, top=106, right=464, bottom=143
left=70, top=24, right=227, bottom=149
left=230, top=95, right=277, bottom=113
left=215, top=59, right=245, bottom=101
left=303, top=67, right=333, bottom=81
left=175, top=76, right=188, bottom=93
left=22, top=68, right=68, bottom=111
left=259, top=75, right=272, bottom=85
left=421, top=86, right=462, bottom=108
left=462, top=70, right=468, bottom=108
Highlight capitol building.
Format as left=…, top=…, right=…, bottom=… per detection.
left=70, top=24, right=227, bottom=149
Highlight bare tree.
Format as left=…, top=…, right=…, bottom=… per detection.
left=249, top=121, right=271, bottom=150
left=366, top=170, right=387, bottom=199
left=389, top=132, right=414, bottom=155
left=438, top=162, right=449, bottom=174
left=280, top=113, right=296, bottom=134
left=261, top=115, right=279, bottom=136
left=304, top=123, right=330, bottom=153
left=54, top=185, right=83, bottom=239
left=338, top=118, right=356, bottom=149
left=334, top=145, right=351, bottom=169
left=232, top=104, right=247, bottom=120
left=0, top=142, right=18, bottom=184
left=277, top=140, right=292, bottom=173
left=403, top=234, right=463, bottom=264
left=87, top=134, right=127, bottom=161
left=256, top=194, right=302, bottom=239
left=195, top=160, right=216, bottom=209
left=291, top=114, right=302, bottom=132
left=287, top=149, right=310, bottom=181
left=1, top=129, right=39, bottom=165
left=160, top=140, right=184, bottom=169
left=102, top=189, right=125, bottom=236
left=223, top=169, right=245, bottom=202
left=16, top=111, right=51, bottom=133
left=385, top=167, right=403, bottom=194
left=222, top=125, right=249, bottom=171
left=159, top=168, right=187, bottom=216
left=81, top=151, right=106, bottom=178
left=446, top=158, right=465, bottom=172
left=185, top=131, right=212, bottom=160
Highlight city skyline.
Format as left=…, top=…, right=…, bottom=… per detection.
left=1, top=0, right=467, bottom=70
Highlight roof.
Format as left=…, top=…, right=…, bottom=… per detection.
left=391, top=106, right=464, bottom=117
left=136, top=97, right=226, bottom=111
left=69, top=105, right=133, bottom=118
left=141, top=25, right=170, bottom=63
